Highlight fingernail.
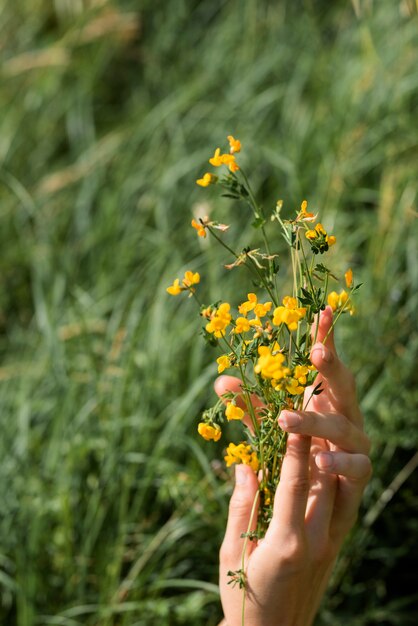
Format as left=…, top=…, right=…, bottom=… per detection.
left=235, top=464, right=248, bottom=484
left=311, top=345, right=333, bottom=363
left=316, top=452, right=334, bottom=469
left=279, top=411, right=301, bottom=429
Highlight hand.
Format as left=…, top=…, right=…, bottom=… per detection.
left=215, top=306, right=372, bottom=626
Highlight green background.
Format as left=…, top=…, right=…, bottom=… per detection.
left=0, top=1, right=417, bottom=624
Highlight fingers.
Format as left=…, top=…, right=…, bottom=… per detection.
left=220, top=464, right=259, bottom=567
left=315, top=451, right=372, bottom=480
left=323, top=454, right=372, bottom=539
left=310, top=308, right=363, bottom=425
left=279, top=410, right=370, bottom=454
left=267, top=434, right=311, bottom=540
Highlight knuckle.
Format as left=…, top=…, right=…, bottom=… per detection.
left=337, top=414, right=351, bottom=439
left=286, top=475, right=310, bottom=497
left=228, top=492, right=252, bottom=519
left=312, top=540, right=338, bottom=564
left=219, top=541, right=234, bottom=566
left=277, top=534, right=306, bottom=566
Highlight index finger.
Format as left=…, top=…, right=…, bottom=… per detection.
left=310, top=307, right=363, bottom=426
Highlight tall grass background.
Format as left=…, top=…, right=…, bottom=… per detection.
left=0, top=0, right=417, bottom=624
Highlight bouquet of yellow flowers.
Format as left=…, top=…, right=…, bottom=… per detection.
left=167, top=135, right=358, bottom=546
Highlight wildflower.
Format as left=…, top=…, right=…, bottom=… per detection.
left=191, top=218, right=206, bottom=238
left=296, top=199, right=316, bottom=222
left=286, top=365, right=310, bottom=395
left=166, top=278, right=182, bottom=296
left=345, top=268, right=353, bottom=288
left=234, top=316, right=251, bottom=334
left=206, top=302, right=232, bottom=337
left=209, top=148, right=223, bottom=167
left=196, top=172, right=217, bottom=187
left=328, top=290, right=354, bottom=314
left=166, top=271, right=200, bottom=296
left=217, top=355, right=231, bottom=373
left=227, top=135, right=241, bottom=154
left=182, top=271, right=200, bottom=287
left=225, top=402, right=244, bottom=421
left=273, top=296, right=306, bottom=331
left=254, top=343, right=290, bottom=381
left=198, top=422, right=222, bottom=442
left=238, top=293, right=258, bottom=315
left=254, top=301, right=272, bottom=318
left=224, top=442, right=259, bottom=472
left=209, top=148, right=239, bottom=172
left=305, top=223, right=336, bottom=254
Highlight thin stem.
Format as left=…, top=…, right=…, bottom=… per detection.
left=240, top=489, right=260, bottom=626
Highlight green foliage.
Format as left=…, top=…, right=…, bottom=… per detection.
left=0, top=0, right=417, bottom=624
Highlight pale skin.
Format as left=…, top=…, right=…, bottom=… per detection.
left=215, top=306, right=372, bottom=626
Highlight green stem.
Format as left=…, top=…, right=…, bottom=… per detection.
left=241, top=489, right=260, bottom=626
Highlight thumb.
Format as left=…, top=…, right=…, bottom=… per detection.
left=220, top=464, right=259, bottom=568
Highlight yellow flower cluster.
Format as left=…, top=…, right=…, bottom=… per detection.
left=205, top=302, right=232, bottom=337
left=197, top=422, right=222, bottom=442
left=224, top=442, right=259, bottom=472
left=238, top=293, right=272, bottom=318
left=273, top=296, right=306, bottom=331
left=305, top=222, right=336, bottom=253
left=286, top=365, right=311, bottom=395
left=196, top=136, right=241, bottom=187
left=328, top=290, right=354, bottom=314
left=166, top=271, right=200, bottom=295
left=254, top=342, right=290, bottom=384
left=216, top=354, right=231, bottom=373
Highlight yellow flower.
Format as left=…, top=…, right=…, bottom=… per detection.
left=225, top=402, right=244, bottom=421
left=254, top=301, right=272, bottom=318
left=209, top=148, right=223, bottom=166
left=254, top=343, right=289, bottom=381
left=327, top=290, right=353, bottom=314
left=166, top=278, right=182, bottom=296
left=273, top=296, right=306, bottom=331
left=182, top=271, right=200, bottom=287
left=209, top=148, right=239, bottom=171
left=167, top=271, right=200, bottom=295
left=305, top=229, right=317, bottom=240
left=198, top=422, right=222, bottom=442
left=191, top=218, right=206, bottom=238
left=196, top=172, right=217, bottom=187
left=224, top=442, right=258, bottom=472
left=297, top=199, right=316, bottom=222
left=286, top=378, right=305, bottom=395
left=206, top=302, right=232, bottom=337
left=216, top=355, right=231, bottom=373
left=228, top=157, right=240, bottom=172
left=305, top=223, right=336, bottom=253
left=286, top=365, right=310, bottom=395
left=227, top=135, right=241, bottom=154
left=234, top=317, right=251, bottom=334
left=345, top=268, right=353, bottom=288
left=238, top=293, right=257, bottom=315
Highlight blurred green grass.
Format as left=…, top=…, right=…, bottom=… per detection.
left=0, top=0, right=417, bottom=624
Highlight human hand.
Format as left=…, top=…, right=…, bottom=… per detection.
left=215, top=306, right=372, bottom=626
